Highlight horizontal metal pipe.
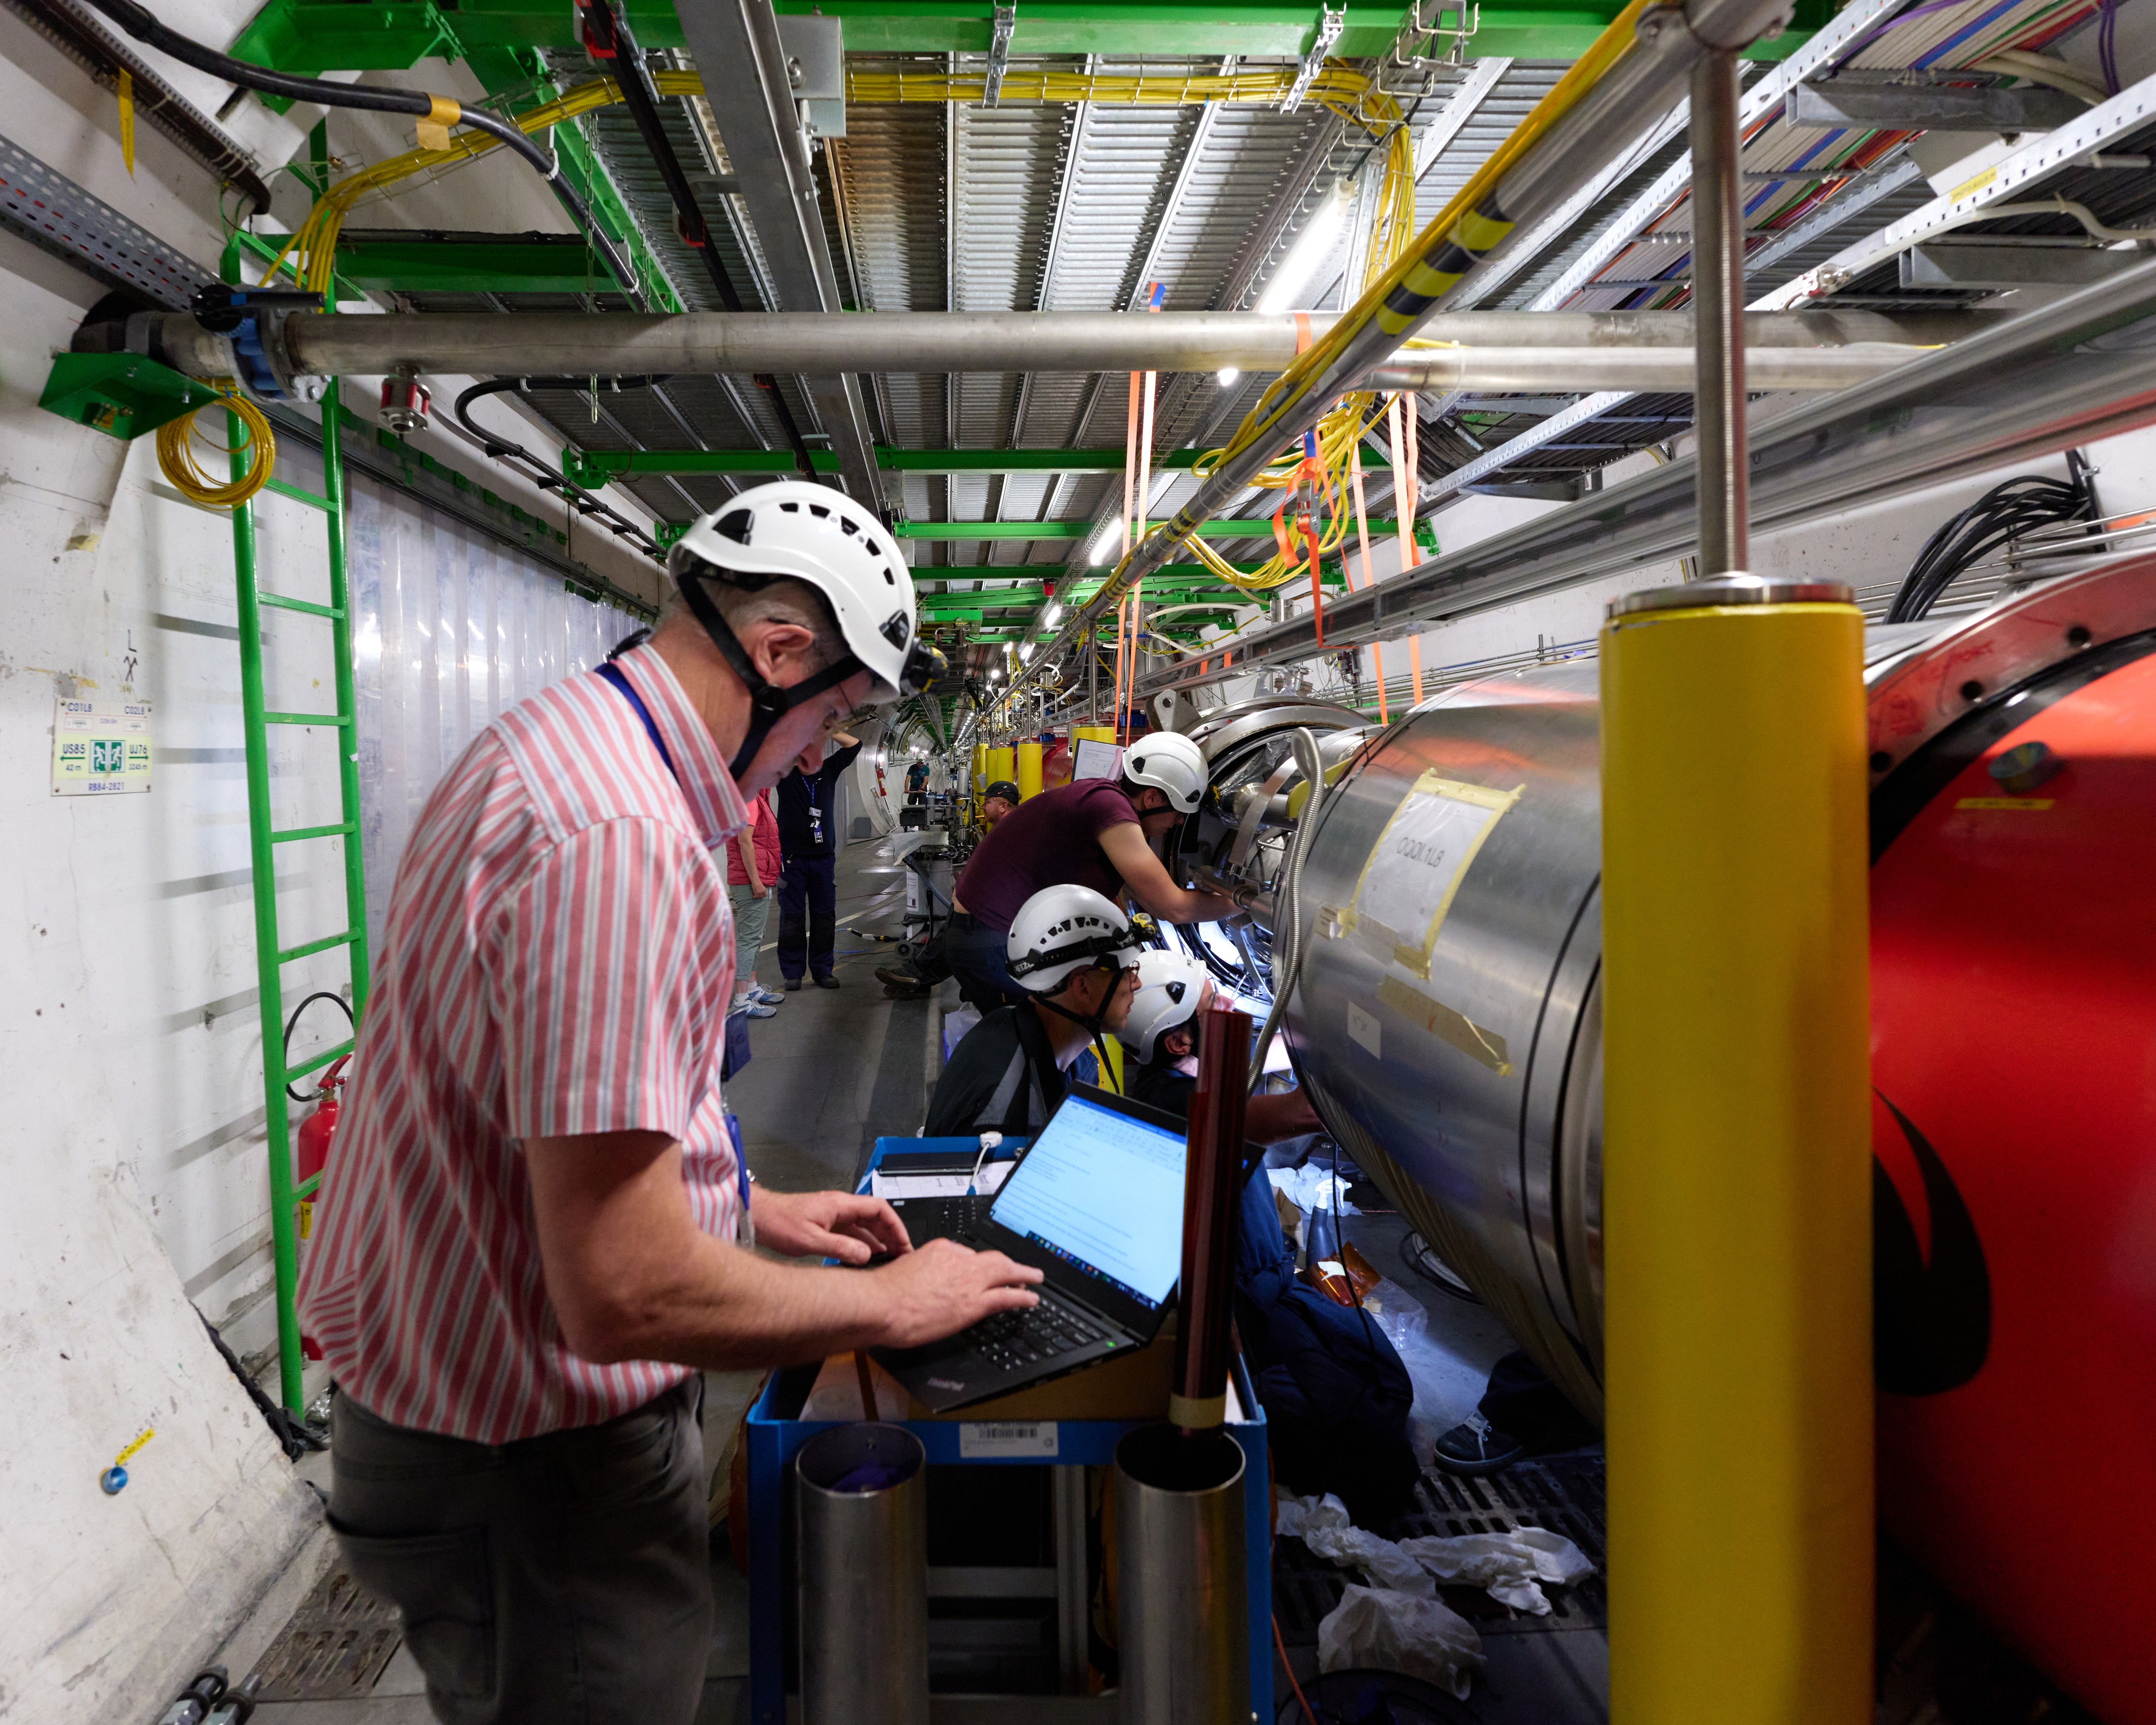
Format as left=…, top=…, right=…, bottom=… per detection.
left=1372, top=344, right=1923, bottom=393
left=141, top=307, right=1992, bottom=383
left=1139, top=258, right=2156, bottom=695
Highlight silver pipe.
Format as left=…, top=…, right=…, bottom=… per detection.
left=1113, top=1425, right=1250, bottom=1725
left=142, top=307, right=1992, bottom=384
left=1372, top=344, right=1922, bottom=393
left=1692, top=49, right=1749, bottom=574
left=1138, top=257, right=2156, bottom=694
left=795, top=1423, right=929, bottom=1725
left=1008, top=0, right=1798, bottom=702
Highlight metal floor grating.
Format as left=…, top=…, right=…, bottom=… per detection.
left=245, top=1565, right=403, bottom=1702
left=1275, top=1451, right=1609, bottom=1644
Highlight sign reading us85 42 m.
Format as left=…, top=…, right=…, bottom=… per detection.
left=52, top=697, right=152, bottom=795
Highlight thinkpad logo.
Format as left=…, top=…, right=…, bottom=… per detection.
left=928, top=1377, right=966, bottom=1392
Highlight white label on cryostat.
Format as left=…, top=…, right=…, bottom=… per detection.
left=959, top=1421, right=1059, bottom=1459
left=1348, top=1003, right=1382, bottom=1059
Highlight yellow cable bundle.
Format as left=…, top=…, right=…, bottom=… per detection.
left=157, top=385, right=275, bottom=509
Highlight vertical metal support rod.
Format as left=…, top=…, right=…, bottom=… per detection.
left=320, top=380, right=371, bottom=1017
left=1689, top=49, right=1748, bottom=576
left=232, top=458, right=302, bottom=1413
left=1051, top=1464, right=1089, bottom=1693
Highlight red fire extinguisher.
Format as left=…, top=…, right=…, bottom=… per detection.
left=295, top=1054, right=350, bottom=1240
left=294, top=1054, right=349, bottom=1363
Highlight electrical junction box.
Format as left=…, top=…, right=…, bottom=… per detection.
left=777, top=12, right=845, bottom=138
left=39, top=352, right=217, bottom=440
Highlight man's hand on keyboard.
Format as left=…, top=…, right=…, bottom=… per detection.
left=876, top=1239, right=1044, bottom=1348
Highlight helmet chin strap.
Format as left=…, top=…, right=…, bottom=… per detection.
left=676, top=572, right=864, bottom=782
left=1032, top=961, right=1124, bottom=1043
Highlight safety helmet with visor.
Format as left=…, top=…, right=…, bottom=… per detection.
left=666, top=480, right=945, bottom=779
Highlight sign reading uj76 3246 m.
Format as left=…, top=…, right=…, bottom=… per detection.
left=51, top=697, right=152, bottom=796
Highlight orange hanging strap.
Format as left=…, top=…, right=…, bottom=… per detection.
left=1403, top=399, right=1426, bottom=704
left=1348, top=441, right=1389, bottom=722
left=1385, top=397, right=1426, bottom=705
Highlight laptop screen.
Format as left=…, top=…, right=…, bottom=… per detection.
left=987, top=1091, right=1186, bottom=1310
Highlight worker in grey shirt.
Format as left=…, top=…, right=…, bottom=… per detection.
left=923, top=885, right=1142, bottom=1136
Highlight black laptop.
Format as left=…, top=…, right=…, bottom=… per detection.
left=873, top=1085, right=1189, bottom=1414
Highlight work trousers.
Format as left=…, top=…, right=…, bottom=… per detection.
left=776, top=854, right=838, bottom=980
left=727, top=881, right=772, bottom=998
left=326, top=1377, right=710, bottom=1725
left=943, top=912, right=1025, bottom=1011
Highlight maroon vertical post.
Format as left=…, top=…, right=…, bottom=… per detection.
left=1171, top=1005, right=1250, bottom=1435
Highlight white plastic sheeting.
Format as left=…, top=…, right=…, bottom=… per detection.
left=346, top=467, right=646, bottom=945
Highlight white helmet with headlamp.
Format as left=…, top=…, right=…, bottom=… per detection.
left=667, top=479, right=946, bottom=777
left=1121, top=729, right=1208, bottom=815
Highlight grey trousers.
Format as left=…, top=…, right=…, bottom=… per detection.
left=728, top=881, right=772, bottom=996
left=327, top=1377, right=711, bottom=1725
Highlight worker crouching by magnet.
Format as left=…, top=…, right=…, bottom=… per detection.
left=925, top=885, right=1145, bottom=1135
left=296, top=483, right=1044, bottom=1725
left=942, top=732, right=1241, bottom=1010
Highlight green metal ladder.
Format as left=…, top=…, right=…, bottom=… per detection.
left=229, top=359, right=371, bottom=1415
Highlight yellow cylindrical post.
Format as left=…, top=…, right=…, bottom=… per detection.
left=1601, top=577, right=1872, bottom=1725
left=988, top=745, right=1016, bottom=789
left=1015, top=740, right=1044, bottom=801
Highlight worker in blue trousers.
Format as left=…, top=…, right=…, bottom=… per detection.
left=776, top=728, right=861, bottom=988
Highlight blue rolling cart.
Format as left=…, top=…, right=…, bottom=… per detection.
left=744, top=1137, right=1273, bottom=1723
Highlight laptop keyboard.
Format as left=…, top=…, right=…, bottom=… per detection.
left=972, top=1299, right=1109, bottom=1373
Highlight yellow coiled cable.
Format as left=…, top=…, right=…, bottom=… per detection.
left=156, top=384, right=275, bottom=509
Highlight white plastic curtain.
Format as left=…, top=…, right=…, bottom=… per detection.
left=346, top=467, right=645, bottom=946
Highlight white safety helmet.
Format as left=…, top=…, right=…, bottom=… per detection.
left=667, top=479, right=945, bottom=775
left=1121, top=730, right=1208, bottom=815
left=1005, top=884, right=1145, bottom=994
left=1119, top=950, right=1212, bottom=1063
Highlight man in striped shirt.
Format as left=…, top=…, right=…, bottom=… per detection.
left=301, top=484, right=1041, bottom=1724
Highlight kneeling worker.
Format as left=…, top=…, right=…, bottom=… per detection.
left=945, top=731, right=1241, bottom=1008
left=926, top=884, right=1143, bottom=1135
left=1118, top=950, right=1322, bottom=1143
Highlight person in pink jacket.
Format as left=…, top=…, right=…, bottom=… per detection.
left=726, top=789, right=785, bottom=1017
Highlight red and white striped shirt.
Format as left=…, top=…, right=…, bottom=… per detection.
left=298, top=643, right=750, bottom=1442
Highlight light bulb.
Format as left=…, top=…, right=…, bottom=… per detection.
left=1217, top=367, right=1240, bottom=387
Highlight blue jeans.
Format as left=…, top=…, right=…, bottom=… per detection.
left=943, top=913, right=1025, bottom=1010
left=776, top=855, right=837, bottom=979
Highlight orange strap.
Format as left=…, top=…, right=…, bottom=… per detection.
left=1293, top=312, right=1312, bottom=354
left=1347, top=442, right=1388, bottom=723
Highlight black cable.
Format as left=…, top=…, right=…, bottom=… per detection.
left=281, top=990, right=354, bottom=1103
left=79, top=0, right=640, bottom=297
left=1885, top=462, right=2098, bottom=624
left=451, top=377, right=665, bottom=557
left=580, top=0, right=823, bottom=482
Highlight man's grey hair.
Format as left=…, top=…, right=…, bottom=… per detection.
left=661, top=570, right=848, bottom=672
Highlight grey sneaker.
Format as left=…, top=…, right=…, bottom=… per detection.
left=738, top=999, right=777, bottom=1019
left=752, top=987, right=784, bottom=1006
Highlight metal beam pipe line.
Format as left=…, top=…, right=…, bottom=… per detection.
left=1007, top=0, right=1802, bottom=702
left=1136, top=258, right=2156, bottom=697
left=1691, top=49, right=1748, bottom=574
left=141, top=308, right=1991, bottom=385
left=1373, top=345, right=1920, bottom=393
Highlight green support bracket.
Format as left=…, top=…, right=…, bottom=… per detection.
left=336, top=233, right=639, bottom=294
left=38, top=353, right=218, bottom=441
left=654, top=521, right=692, bottom=550
left=229, top=0, right=460, bottom=110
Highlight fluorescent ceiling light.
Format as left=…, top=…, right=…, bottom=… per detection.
left=1255, top=182, right=1351, bottom=315
left=1019, top=644, right=1034, bottom=662
left=1217, top=367, right=1240, bottom=387
left=1087, top=519, right=1123, bottom=565
left=1043, top=601, right=1062, bottom=627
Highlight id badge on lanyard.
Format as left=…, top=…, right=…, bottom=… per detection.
left=725, top=1109, right=755, bottom=1250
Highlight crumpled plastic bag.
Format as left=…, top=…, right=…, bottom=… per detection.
left=1268, top=1162, right=1361, bottom=1219
left=1276, top=1493, right=1433, bottom=1595
left=1400, top=1527, right=1596, bottom=1616
left=1316, top=1584, right=1484, bottom=1699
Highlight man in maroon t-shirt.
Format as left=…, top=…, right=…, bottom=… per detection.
left=945, top=731, right=1240, bottom=1008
